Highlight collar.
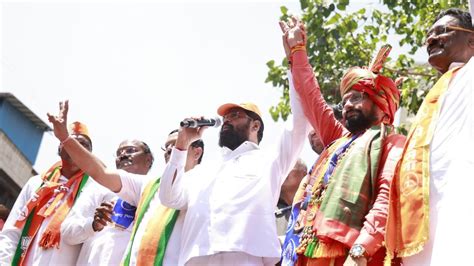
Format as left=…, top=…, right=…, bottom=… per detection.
left=449, top=61, right=466, bottom=70
left=221, top=141, right=259, bottom=161
left=448, top=56, right=474, bottom=70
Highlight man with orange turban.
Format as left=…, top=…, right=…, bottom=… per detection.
left=278, top=17, right=406, bottom=266
left=0, top=122, right=95, bottom=265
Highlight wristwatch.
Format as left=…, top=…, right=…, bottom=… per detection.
left=349, top=244, right=367, bottom=259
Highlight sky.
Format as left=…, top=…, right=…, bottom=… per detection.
left=1, top=0, right=327, bottom=178
left=1, top=0, right=446, bottom=179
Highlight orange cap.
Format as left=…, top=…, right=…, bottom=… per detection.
left=69, top=121, right=91, bottom=143
left=217, top=102, right=262, bottom=120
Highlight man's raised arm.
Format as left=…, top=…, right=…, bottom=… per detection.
left=47, top=100, right=122, bottom=192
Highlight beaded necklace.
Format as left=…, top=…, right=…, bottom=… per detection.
left=295, top=133, right=361, bottom=255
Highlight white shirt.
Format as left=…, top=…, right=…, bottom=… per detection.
left=159, top=76, right=310, bottom=265
left=60, top=182, right=125, bottom=266
left=404, top=57, right=474, bottom=265
left=117, top=170, right=183, bottom=266
left=0, top=174, right=96, bottom=266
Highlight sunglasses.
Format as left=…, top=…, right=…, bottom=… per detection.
left=425, top=25, right=474, bottom=44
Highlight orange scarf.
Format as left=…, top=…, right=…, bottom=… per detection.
left=12, top=162, right=87, bottom=265
left=385, top=67, right=460, bottom=259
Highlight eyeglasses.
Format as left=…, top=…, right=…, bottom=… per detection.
left=341, top=91, right=367, bottom=107
left=425, top=25, right=474, bottom=44
left=222, top=110, right=251, bottom=121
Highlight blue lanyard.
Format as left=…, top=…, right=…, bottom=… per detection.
left=322, top=134, right=360, bottom=185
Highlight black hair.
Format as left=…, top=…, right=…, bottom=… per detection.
left=331, top=104, right=343, bottom=122
left=139, top=140, right=154, bottom=169
left=245, top=111, right=264, bottom=143
left=435, top=8, right=473, bottom=30
left=190, top=139, right=205, bottom=164
left=169, top=128, right=204, bottom=164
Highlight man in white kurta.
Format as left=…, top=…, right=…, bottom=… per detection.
left=61, top=139, right=154, bottom=265
left=387, top=6, right=474, bottom=265
left=403, top=53, right=474, bottom=266
left=0, top=175, right=100, bottom=265
left=0, top=123, right=94, bottom=265
left=159, top=77, right=310, bottom=265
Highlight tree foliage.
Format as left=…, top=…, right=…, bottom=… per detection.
left=266, top=0, right=469, bottom=122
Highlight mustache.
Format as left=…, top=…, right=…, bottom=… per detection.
left=116, top=155, right=133, bottom=166
left=427, top=40, right=444, bottom=54
left=221, top=122, right=234, bottom=132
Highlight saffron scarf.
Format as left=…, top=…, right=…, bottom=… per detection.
left=385, top=67, right=460, bottom=259
left=122, top=179, right=179, bottom=266
left=12, top=162, right=89, bottom=266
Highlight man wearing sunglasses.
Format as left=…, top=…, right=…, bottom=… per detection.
left=158, top=102, right=309, bottom=263
left=386, top=7, right=474, bottom=265
left=279, top=17, right=406, bottom=266
left=61, top=139, right=154, bottom=265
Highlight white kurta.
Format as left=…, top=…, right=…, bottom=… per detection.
left=404, top=57, right=474, bottom=265
left=116, top=171, right=183, bottom=266
left=60, top=181, right=126, bottom=266
left=159, top=77, right=310, bottom=265
left=0, top=174, right=96, bottom=265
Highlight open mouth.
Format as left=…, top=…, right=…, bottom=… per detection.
left=117, top=157, right=133, bottom=168
left=428, top=44, right=444, bottom=56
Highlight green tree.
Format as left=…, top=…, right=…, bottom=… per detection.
left=266, top=0, right=469, bottom=122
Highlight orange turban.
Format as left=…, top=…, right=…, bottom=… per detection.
left=68, top=121, right=91, bottom=144
left=339, top=45, right=400, bottom=124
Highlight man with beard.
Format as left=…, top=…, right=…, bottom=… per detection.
left=45, top=104, right=206, bottom=265
left=279, top=17, right=406, bottom=266
left=0, top=122, right=94, bottom=265
left=158, top=98, right=310, bottom=262
left=61, top=139, right=154, bottom=265
left=385, top=7, right=474, bottom=265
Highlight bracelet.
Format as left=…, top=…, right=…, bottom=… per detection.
left=290, top=44, right=306, bottom=55
left=60, top=135, right=73, bottom=146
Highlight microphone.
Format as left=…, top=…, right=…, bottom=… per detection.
left=180, top=117, right=222, bottom=128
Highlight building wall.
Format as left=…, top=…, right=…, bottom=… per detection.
left=0, top=99, right=44, bottom=164
left=0, top=130, right=35, bottom=187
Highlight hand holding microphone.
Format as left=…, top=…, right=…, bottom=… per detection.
left=175, top=117, right=221, bottom=151
left=180, top=117, right=222, bottom=128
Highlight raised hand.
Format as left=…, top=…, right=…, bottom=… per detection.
left=175, top=116, right=208, bottom=151
left=279, top=16, right=307, bottom=59
left=47, top=100, right=70, bottom=142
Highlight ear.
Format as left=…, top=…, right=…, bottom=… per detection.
left=193, top=147, right=203, bottom=161
left=252, top=119, right=261, bottom=132
left=381, top=114, right=391, bottom=124
left=146, top=155, right=153, bottom=169
left=469, top=34, right=474, bottom=49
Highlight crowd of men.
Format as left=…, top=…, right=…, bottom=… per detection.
left=0, top=5, right=473, bottom=266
